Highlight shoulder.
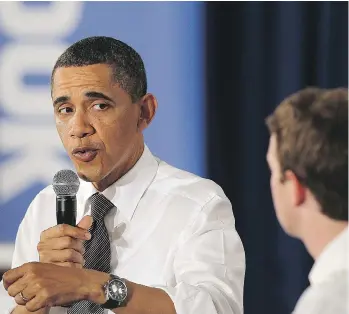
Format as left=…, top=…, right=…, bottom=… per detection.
left=23, top=184, right=56, bottom=223
left=293, top=271, right=348, bottom=314
left=13, top=185, right=57, bottom=259
left=153, top=159, right=229, bottom=208
left=30, top=184, right=56, bottom=207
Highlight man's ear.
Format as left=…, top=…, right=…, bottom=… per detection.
left=137, top=93, right=158, bottom=131
left=285, top=170, right=306, bottom=206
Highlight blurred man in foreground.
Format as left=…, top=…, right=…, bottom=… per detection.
left=266, top=87, right=348, bottom=314
left=0, top=36, right=245, bottom=314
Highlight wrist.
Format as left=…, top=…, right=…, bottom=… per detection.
left=83, top=269, right=110, bottom=304
left=102, top=275, right=129, bottom=309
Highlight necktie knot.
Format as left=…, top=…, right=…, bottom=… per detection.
left=90, top=193, right=115, bottom=221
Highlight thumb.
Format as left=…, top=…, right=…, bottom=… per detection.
left=77, top=215, right=93, bottom=231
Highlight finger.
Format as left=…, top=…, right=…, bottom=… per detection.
left=7, top=277, right=28, bottom=298
left=14, top=284, right=35, bottom=306
left=53, top=262, right=83, bottom=268
left=2, top=265, right=27, bottom=289
left=26, top=287, right=81, bottom=310
left=77, top=215, right=93, bottom=231
left=38, top=237, right=84, bottom=255
left=25, top=289, right=55, bottom=312
left=40, top=249, right=84, bottom=265
left=40, top=224, right=91, bottom=241
left=14, top=294, right=27, bottom=306
left=25, top=295, right=44, bottom=312
left=14, top=290, right=34, bottom=306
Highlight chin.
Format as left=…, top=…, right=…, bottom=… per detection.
left=77, top=172, right=93, bottom=182
left=75, top=166, right=105, bottom=183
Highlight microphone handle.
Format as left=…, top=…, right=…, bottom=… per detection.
left=56, top=195, right=77, bottom=226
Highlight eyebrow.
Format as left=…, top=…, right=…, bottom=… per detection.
left=85, top=91, right=114, bottom=103
left=53, top=91, right=114, bottom=107
left=53, top=96, right=69, bottom=107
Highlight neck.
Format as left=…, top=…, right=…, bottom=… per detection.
left=301, top=215, right=347, bottom=260
left=93, top=141, right=145, bottom=192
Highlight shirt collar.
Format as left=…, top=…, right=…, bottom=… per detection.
left=309, top=226, right=348, bottom=285
left=78, top=144, right=159, bottom=221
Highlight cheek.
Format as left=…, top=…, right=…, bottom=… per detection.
left=270, top=174, right=278, bottom=194
left=55, top=121, right=65, bottom=138
left=270, top=175, right=294, bottom=232
left=55, top=120, right=71, bottom=151
left=270, top=175, right=284, bottom=213
left=270, top=177, right=278, bottom=202
left=55, top=121, right=68, bottom=139
left=98, top=113, right=137, bottom=143
left=95, top=124, right=133, bottom=161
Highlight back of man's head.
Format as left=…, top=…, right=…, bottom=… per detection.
left=51, top=36, right=147, bottom=103
left=266, top=87, right=348, bottom=221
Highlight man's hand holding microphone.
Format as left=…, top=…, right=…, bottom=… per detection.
left=3, top=170, right=109, bottom=313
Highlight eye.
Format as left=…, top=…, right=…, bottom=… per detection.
left=93, top=103, right=109, bottom=111
left=58, top=106, right=73, bottom=114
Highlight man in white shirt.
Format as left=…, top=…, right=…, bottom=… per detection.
left=265, top=87, right=348, bottom=314
left=0, top=36, right=245, bottom=314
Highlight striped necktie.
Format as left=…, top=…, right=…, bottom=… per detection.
left=68, top=193, right=114, bottom=313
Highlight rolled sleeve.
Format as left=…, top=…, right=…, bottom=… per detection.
left=155, top=195, right=245, bottom=314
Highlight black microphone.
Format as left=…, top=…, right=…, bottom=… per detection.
left=53, top=169, right=80, bottom=226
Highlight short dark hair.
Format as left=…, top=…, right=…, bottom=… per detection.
left=51, top=36, right=147, bottom=102
left=266, top=87, right=348, bottom=221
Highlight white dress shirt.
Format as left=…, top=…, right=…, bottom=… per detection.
left=293, top=227, right=349, bottom=314
left=0, top=145, right=245, bottom=314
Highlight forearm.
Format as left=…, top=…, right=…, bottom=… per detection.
left=12, top=306, right=49, bottom=314
left=115, top=281, right=176, bottom=314
left=87, top=271, right=175, bottom=314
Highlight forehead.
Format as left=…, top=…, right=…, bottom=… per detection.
left=51, top=64, right=114, bottom=96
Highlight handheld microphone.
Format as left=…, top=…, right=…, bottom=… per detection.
left=53, top=169, right=80, bottom=226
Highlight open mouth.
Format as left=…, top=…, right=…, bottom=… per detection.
left=72, top=148, right=98, bottom=162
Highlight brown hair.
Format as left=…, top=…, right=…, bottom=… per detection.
left=266, top=87, right=348, bottom=221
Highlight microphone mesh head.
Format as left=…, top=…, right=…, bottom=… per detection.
left=52, top=169, right=80, bottom=196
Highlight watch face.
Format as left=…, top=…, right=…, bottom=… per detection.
left=108, top=279, right=127, bottom=302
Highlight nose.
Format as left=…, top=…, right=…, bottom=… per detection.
left=69, top=111, right=95, bottom=139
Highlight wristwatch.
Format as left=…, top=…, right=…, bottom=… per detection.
left=102, top=274, right=128, bottom=309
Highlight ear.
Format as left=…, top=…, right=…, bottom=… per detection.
left=284, top=170, right=306, bottom=206
left=137, top=93, right=158, bottom=131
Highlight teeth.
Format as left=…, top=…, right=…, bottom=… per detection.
left=74, top=149, right=96, bottom=154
